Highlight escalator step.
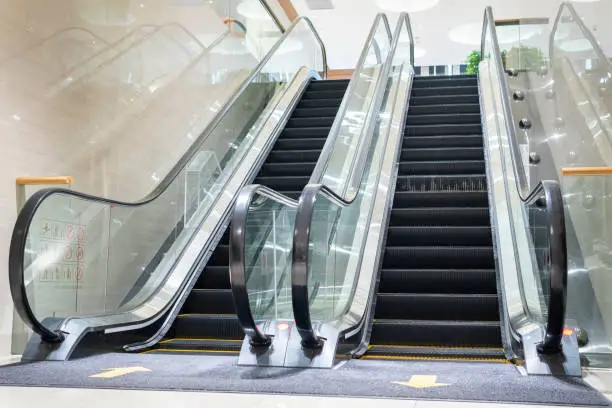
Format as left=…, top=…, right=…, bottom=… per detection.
left=399, top=160, right=485, bottom=175
left=390, top=207, right=490, bottom=226
left=301, top=90, right=347, bottom=99
left=379, top=269, right=497, bottom=294
left=386, top=226, right=492, bottom=246
left=282, top=127, right=331, bottom=138
left=174, top=314, right=243, bottom=339
left=307, top=79, right=350, bottom=90
left=404, top=123, right=482, bottom=136
left=407, top=113, right=482, bottom=125
left=412, top=86, right=478, bottom=97
left=286, top=116, right=334, bottom=128
left=403, top=135, right=484, bottom=149
left=371, top=319, right=501, bottom=348
left=393, top=191, right=489, bottom=208
left=293, top=107, right=340, bottom=117
left=365, top=345, right=505, bottom=361
left=395, top=175, right=487, bottom=192
left=196, top=266, right=230, bottom=289
left=208, top=245, right=228, bottom=266
left=412, top=77, right=477, bottom=88
left=267, top=149, right=321, bottom=163
left=383, top=246, right=495, bottom=269
left=411, top=94, right=479, bottom=106
left=375, top=293, right=499, bottom=321
left=297, top=98, right=343, bottom=108
left=274, top=138, right=327, bottom=151
left=415, top=74, right=477, bottom=80
left=409, top=104, right=480, bottom=115
left=401, top=147, right=484, bottom=161
left=253, top=176, right=310, bottom=191
left=184, top=289, right=234, bottom=315
left=258, top=162, right=317, bottom=177
left=156, top=338, right=241, bottom=353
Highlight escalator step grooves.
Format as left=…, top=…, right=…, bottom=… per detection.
left=369, top=75, right=502, bottom=361
left=151, top=79, right=349, bottom=354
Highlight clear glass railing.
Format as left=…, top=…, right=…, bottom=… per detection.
left=9, top=14, right=326, bottom=346
left=290, top=14, right=415, bottom=349
left=229, top=14, right=395, bottom=346
left=479, top=6, right=568, bottom=358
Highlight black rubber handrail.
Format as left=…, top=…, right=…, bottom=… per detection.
left=8, top=16, right=327, bottom=344
left=292, top=13, right=414, bottom=349
left=229, top=13, right=399, bottom=347
left=480, top=6, right=568, bottom=354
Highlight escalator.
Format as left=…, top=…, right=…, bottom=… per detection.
left=145, top=79, right=349, bottom=354
left=365, top=75, right=506, bottom=361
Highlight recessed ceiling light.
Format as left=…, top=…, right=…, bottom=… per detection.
left=448, top=22, right=543, bottom=46
left=376, top=0, right=440, bottom=13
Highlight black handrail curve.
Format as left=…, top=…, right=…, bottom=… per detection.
left=228, top=13, right=404, bottom=348
left=292, top=13, right=414, bottom=349
left=8, top=16, right=328, bottom=344
left=480, top=6, right=568, bottom=354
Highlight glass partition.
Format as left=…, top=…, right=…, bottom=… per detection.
left=236, top=15, right=391, bottom=330
left=11, top=16, right=324, bottom=341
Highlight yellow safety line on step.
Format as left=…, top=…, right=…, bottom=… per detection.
left=371, top=344, right=504, bottom=351
left=141, top=348, right=239, bottom=354
left=159, top=338, right=242, bottom=344
left=361, top=355, right=510, bottom=363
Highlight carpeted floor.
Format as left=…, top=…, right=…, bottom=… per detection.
left=0, top=353, right=608, bottom=406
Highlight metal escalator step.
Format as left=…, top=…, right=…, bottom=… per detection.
left=267, top=149, right=322, bottom=163
left=301, top=90, right=347, bottom=99
left=386, top=226, right=492, bottom=246
left=390, top=207, right=490, bottom=226
left=383, top=246, right=495, bottom=269
left=173, top=314, right=243, bottom=339
left=196, top=266, right=230, bottom=289
left=401, top=147, right=484, bottom=161
left=403, top=135, right=483, bottom=149
left=405, top=123, right=482, bottom=136
left=412, top=77, right=477, bottom=88
left=286, top=116, right=334, bottom=128
left=370, top=319, right=502, bottom=348
left=395, top=175, right=487, bottom=192
left=375, top=293, right=499, bottom=321
left=207, top=245, right=228, bottom=266
left=410, top=94, right=479, bottom=106
left=258, top=162, right=317, bottom=177
left=274, top=138, right=326, bottom=151
left=412, top=86, right=478, bottom=97
left=365, top=345, right=505, bottom=361
left=393, top=191, right=489, bottom=208
left=281, top=127, right=330, bottom=138
left=409, top=104, right=480, bottom=115
left=399, top=160, right=485, bottom=175
left=379, top=269, right=497, bottom=294
left=254, top=175, right=310, bottom=191
left=156, top=338, right=241, bottom=353
left=415, top=74, right=477, bottom=81
left=293, top=107, right=340, bottom=117
left=184, top=289, right=234, bottom=315
left=407, top=113, right=482, bottom=126
left=307, top=79, right=349, bottom=91
left=297, top=98, right=343, bottom=108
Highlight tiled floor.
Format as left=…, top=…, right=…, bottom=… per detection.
left=0, top=387, right=581, bottom=408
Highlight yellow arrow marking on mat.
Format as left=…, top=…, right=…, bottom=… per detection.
left=90, top=366, right=151, bottom=378
left=393, top=375, right=449, bottom=389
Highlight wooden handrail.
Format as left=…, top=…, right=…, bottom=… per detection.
left=16, top=176, right=74, bottom=185
left=562, top=167, right=612, bottom=176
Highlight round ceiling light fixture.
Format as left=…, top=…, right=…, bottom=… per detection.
left=557, top=39, right=592, bottom=52
left=376, top=0, right=440, bottom=13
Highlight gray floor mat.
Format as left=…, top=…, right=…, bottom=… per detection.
left=0, top=353, right=608, bottom=406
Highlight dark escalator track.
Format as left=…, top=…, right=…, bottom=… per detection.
left=366, top=75, right=506, bottom=362
left=147, top=79, right=349, bottom=355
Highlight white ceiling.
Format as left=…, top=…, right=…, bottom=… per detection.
left=290, top=0, right=612, bottom=68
